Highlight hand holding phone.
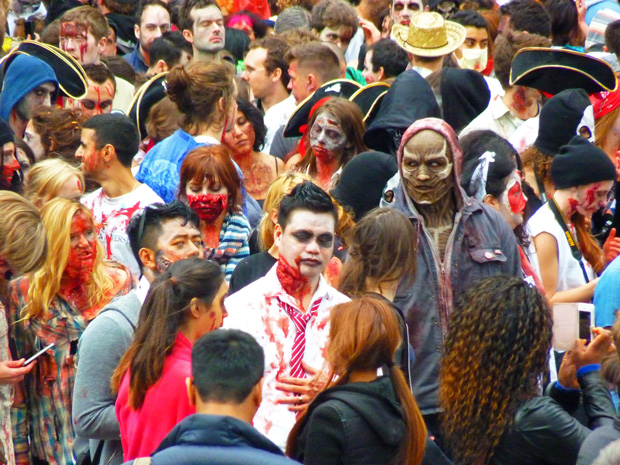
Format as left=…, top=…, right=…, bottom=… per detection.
left=22, top=342, right=55, bottom=366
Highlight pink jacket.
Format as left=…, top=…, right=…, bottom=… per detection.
left=115, top=332, right=195, bottom=460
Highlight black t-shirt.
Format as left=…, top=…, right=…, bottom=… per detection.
left=229, top=251, right=277, bottom=294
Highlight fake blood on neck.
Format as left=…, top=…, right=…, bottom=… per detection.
left=276, top=255, right=309, bottom=299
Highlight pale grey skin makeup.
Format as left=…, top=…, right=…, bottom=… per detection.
left=309, top=112, right=347, bottom=162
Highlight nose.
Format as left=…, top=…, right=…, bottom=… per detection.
left=43, top=94, right=51, bottom=107
left=287, top=80, right=293, bottom=90
left=64, top=38, right=75, bottom=50
left=76, top=233, right=90, bottom=248
left=75, top=147, right=82, bottom=160
left=187, top=241, right=202, bottom=258
left=306, top=238, right=321, bottom=255
left=240, top=69, right=250, bottom=81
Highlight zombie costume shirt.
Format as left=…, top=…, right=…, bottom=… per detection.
left=82, top=184, right=163, bottom=277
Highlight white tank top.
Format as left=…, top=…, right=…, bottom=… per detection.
left=528, top=203, right=595, bottom=294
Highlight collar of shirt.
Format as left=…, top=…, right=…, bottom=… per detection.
left=136, top=275, right=150, bottom=305
left=491, top=93, right=514, bottom=121
left=262, top=263, right=333, bottom=314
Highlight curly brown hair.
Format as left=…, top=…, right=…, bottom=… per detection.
left=440, top=275, right=552, bottom=465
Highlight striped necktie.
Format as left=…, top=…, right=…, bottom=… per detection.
left=279, top=297, right=323, bottom=378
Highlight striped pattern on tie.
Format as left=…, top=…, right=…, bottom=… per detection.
left=279, top=297, right=323, bottom=378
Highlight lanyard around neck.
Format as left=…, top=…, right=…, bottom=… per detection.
left=548, top=198, right=590, bottom=284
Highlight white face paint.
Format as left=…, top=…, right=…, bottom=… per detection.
left=576, top=105, right=595, bottom=143
left=309, top=112, right=347, bottom=163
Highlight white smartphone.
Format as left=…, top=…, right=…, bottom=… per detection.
left=552, top=303, right=595, bottom=351
left=22, top=342, right=55, bottom=366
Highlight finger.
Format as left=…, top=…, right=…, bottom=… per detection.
left=301, top=361, right=320, bottom=375
left=275, top=382, right=309, bottom=395
left=5, top=359, right=25, bottom=368
left=288, top=404, right=310, bottom=412
left=277, top=375, right=312, bottom=386
left=609, top=228, right=617, bottom=241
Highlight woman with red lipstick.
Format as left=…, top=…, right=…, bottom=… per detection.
left=529, top=136, right=616, bottom=304
left=179, top=145, right=251, bottom=283
left=0, top=118, right=22, bottom=193
left=223, top=98, right=284, bottom=204
left=461, top=130, right=544, bottom=291
left=112, top=258, right=227, bottom=460
left=286, top=98, right=367, bottom=191
left=8, top=198, right=132, bottom=465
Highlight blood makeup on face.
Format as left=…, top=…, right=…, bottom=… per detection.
left=309, top=113, right=347, bottom=163
left=60, top=22, right=89, bottom=63
left=187, top=193, right=228, bottom=223
left=505, top=173, right=527, bottom=215
left=2, top=155, right=19, bottom=186
left=276, top=255, right=308, bottom=296
left=81, top=80, right=115, bottom=117
left=65, top=212, right=97, bottom=282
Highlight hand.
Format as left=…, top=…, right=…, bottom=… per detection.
left=575, top=0, right=587, bottom=22
left=578, top=327, right=615, bottom=366
left=0, top=359, right=34, bottom=385
left=604, top=228, right=620, bottom=264
left=275, top=362, right=329, bottom=412
left=359, top=18, right=380, bottom=46
left=558, top=342, right=580, bottom=389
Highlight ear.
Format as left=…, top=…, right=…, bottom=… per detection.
left=186, top=377, right=197, bottom=407
left=102, top=144, right=115, bottom=163
left=48, top=137, right=57, bottom=152
left=97, top=36, right=107, bottom=56
left=307, top=73, right=319, bottom=93
left=271, top=67, right=282, bottom=84
left=251, top=377, right=264, bottom=409
left=482, top=193, right=498, bottom=207
left=134, top=24, right=140, bottom=41
left=603, top=45, right=609, bottom=53
left=189, top=297, right=201, bottom=318
left=269, top=208, right=278, bottom=225
left=217, top=96, right=226, bottom=114
left=378, top=66, right=386, bottom=81
left=156, top=59, right=169, bottom=74
left=274, top=223, right=283, bottom=247
left=138, top=248, right=156, bottom=271
left=183, top=29, right=194, bottom=44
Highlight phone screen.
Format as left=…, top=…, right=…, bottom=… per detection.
left=579, top=310, right=592, bottom=343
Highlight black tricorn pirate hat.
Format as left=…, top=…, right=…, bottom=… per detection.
left=128, top=72, right=168, bottom=141
left=349, top=81, right=390, bottom=126
left=510, top=47, right=617, bottom=96
left=283, top=78, right=362, bottom=138
left=1, top=40, right=88, bottom=99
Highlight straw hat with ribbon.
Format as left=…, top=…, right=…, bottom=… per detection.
left=392, top=12, right=466, bottom=57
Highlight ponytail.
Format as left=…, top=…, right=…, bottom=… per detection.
left=572, top=212, right=605, bottom=274
left=111, top=258, right=224, bottom=409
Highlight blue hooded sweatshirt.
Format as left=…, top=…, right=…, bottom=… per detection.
left=0, top=54, right=59, bottom=122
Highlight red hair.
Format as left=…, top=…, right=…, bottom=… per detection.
left=178, top=145, right=242, bottom=213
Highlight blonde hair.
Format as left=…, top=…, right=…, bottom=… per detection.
left=258, top=171, right=315, bottom=250
left=24, top=158, right=85, bottom=208
left=23, top=198, right=113, bottom=320
left=0, top=191, right=47, bottom=274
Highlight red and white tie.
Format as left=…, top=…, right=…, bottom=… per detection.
left=279, top=297, right=323, bottom=378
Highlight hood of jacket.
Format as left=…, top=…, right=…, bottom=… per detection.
left=364, top=69, right=440, bottom=156
left=0, top=54, right=59, bottom=121
left=314, top=376, right=406, bottom=446
left=154, top=414, right=285, bottom=455
left=395, top=117, right=471, bottom=213
left=106, top=13, right=138, bottom=47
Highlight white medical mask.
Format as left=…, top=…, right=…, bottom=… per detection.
left=457, top=47, right=488, bottom=72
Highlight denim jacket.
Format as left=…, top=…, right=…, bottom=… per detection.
left=391, top=118, right=521, bottom=414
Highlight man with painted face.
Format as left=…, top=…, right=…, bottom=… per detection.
left=73, top=202, right=203, bottom=465
left=0, top=118, right=22, bottom=192
left=224, top=182, right=350, bottom=451
left=60, top=6, right=135, bottom=111
left=78, top=114, right=163, bottom=277
left=390, top=0, right=425, bottom=27
left=179, top=0, right=225, bottom=62
left=391, top=118, right=520, bottom=437
left=0, top=54, right=58, bottom=137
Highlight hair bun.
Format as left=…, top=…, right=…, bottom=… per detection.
left=165, top=66, right=193, bottom=114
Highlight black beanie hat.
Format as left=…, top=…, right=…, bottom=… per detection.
left=330, top=151, right=398, bottom=220
left=551, top=135, right=616, bottom=189
left=0, top=118, right=13, bottom=147
left=534, top=89, right=592, bottom=157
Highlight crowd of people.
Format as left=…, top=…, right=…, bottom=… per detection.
left=3, top=0, right=620, bottom=463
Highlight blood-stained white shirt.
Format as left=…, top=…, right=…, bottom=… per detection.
left=81, top=183, right=163, bottom=278
left=224, top=263, right=350, bottom=450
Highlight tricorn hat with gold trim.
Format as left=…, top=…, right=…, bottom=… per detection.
left=510, top=47, right=617, bottom=95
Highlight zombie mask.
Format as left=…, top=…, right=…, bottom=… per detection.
left=401, top=129, right=454, bottom=205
